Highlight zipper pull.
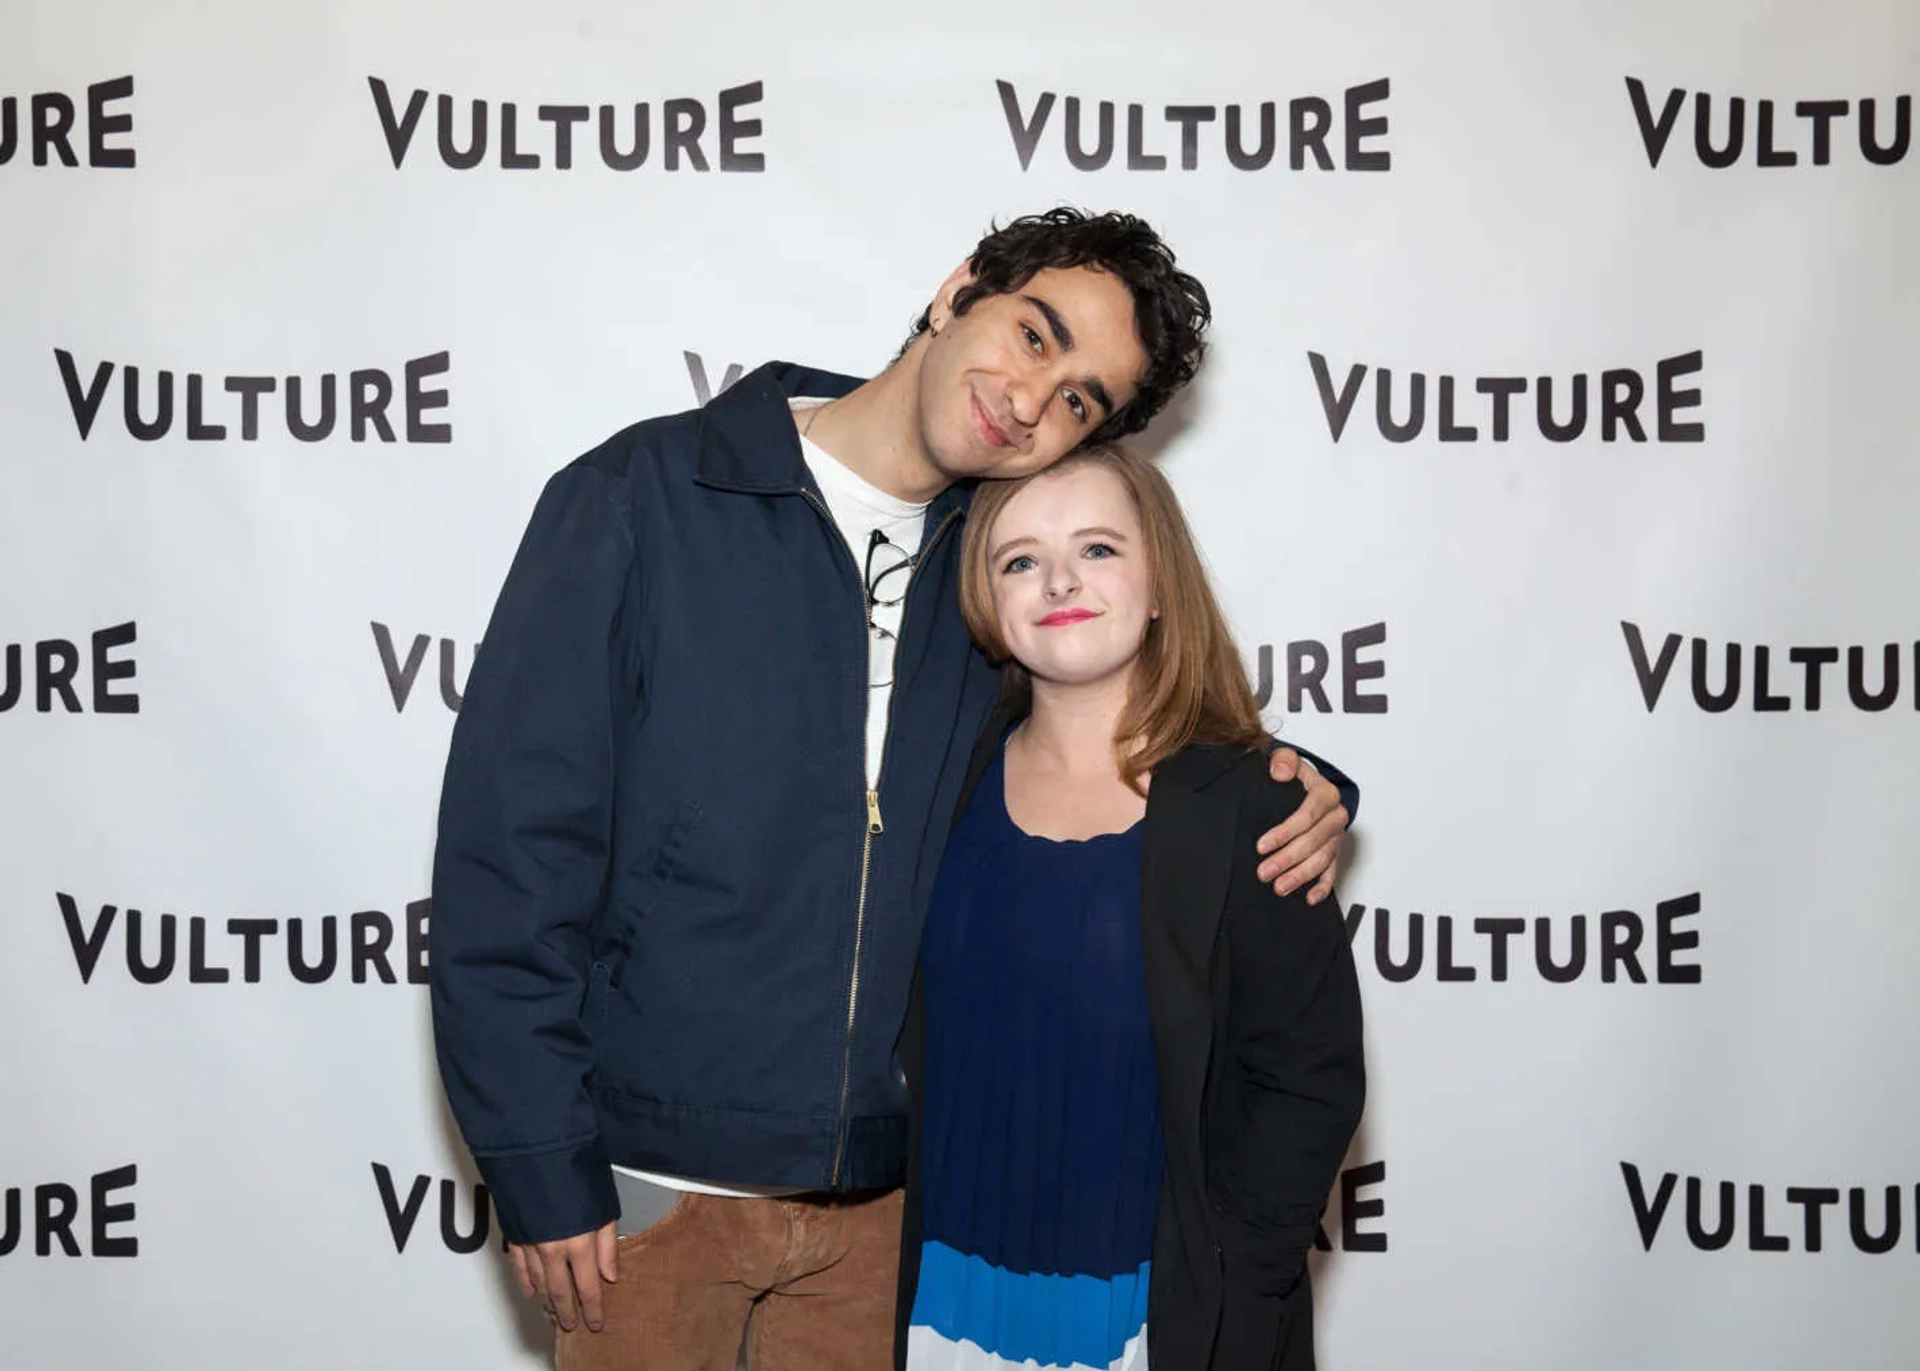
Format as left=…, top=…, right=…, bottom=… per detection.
left=866, top=789, right=884, bottom=835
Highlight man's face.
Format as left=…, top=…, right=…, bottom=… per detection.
left=914, top=264, right=1150, bottom=483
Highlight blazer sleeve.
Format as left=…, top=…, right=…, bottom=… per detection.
left=1212, top=775, right=1367, bottom=1327
left=428, top=458, right=640, bottom=1246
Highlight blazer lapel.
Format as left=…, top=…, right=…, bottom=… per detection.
left=1140, top=749, right=1240, bottom=1168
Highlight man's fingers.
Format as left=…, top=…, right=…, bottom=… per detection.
left=516, top=1230, right=615, bottom=1332
left=525, top=1244, right=552, bottom=1313
left=508, top=1244, right=537, bottom=1300
left=1255, top=765, right=1339, bottom=857
left=1306, top=845, right=1341, bottom=906
left=1259, top=808, right=1346, bottom=891
left=568, top=1244, right=606, bottom=1333
left=1271, top=842, right=1333, bottom=898
left=596, top=1221, right=619, bottom=1286
left=1254, top=803, right=1314, bottom=859
left=544, top=1245, right=582, bottom=1331
left=1254, top=798, right=1344, bottom=878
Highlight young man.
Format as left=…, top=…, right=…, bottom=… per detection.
left=429, top=208, right=1358, bottom=1371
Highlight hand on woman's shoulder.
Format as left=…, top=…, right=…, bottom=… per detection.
left=1223, top=744, right=1310, bottom=828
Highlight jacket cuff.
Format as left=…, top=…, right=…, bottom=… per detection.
left=474, top=1136, right=618, bottom=1245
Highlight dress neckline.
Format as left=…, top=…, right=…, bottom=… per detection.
left=990, top=739, right=1144, bottom=846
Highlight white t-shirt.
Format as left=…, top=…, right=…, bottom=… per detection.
left=794, top=400, right=930, bottom=790
left=610, top=398, right=930, bottom=1212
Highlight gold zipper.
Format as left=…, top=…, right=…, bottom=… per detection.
left=821, top=501, right=961, bottom=1188
left=828, top=800, right=879, bottom=1186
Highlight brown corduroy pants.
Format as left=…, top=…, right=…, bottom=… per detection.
left=553, top=1188, right=904, bottom=1371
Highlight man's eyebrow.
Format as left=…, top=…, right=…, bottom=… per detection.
left=1023, top=293, right=1116, bottom=420
left=1023, top=294, right=1074, bottom=351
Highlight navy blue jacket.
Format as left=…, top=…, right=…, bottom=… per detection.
left=429, top=360, right=1358, bottom=1246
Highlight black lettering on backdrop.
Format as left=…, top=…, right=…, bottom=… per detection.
left=56, top=350, right=452, bottom=443
left=369, top=78, right=765, bottom=171
left=1312, top=1160, right=1388, bottom=1252
left=1622, top=622, right=1918, bottom=713
left=1627, top=78, right=1912, bottom=168
left=684, top=351, right=744, bottom=406
left=1310, top=352, right=1704, bottom=444
left=1249, top=624, right=1389, bottom=714
left=0, top=1166, right=137, bottom=1258
left=373, top=623, right=475, bottom=712
left=1621, top=1163, right=1917, bottom=1254
left=373, top=1164, right=508, bottom=1254
left=0, top=77, right=135, bottom=168
left=0, top=623, right=138, bottom=714
left=1342, top=895, right=1703, bottom=984
left=58, top=893, right=431, bottom=985
left=997, top=78, right=1389, bottom=172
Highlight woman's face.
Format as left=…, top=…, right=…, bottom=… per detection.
left=985, top=462, right=1155, bottom=691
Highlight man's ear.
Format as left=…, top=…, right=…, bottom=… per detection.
left=927, top=261, right=976, bottom=333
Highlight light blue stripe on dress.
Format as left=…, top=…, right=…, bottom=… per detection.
left=911, top=1240, right=1150, bottom=1370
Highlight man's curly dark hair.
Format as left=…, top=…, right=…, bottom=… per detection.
left=904, top=207, right=1211, bottom=447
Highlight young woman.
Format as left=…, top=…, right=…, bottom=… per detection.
left=894, top=445, right=1366, bottom=1371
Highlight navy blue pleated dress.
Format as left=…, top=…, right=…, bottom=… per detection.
left=906, top=740, right=1161, bottom=1371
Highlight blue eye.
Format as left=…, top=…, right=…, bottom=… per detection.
left=1083, top=542, right=1115, bottom=559
left=1002, top=554, right=1037, bottom=574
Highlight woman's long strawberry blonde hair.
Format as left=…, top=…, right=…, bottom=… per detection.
left=958, top=443, right=1266, bottom=793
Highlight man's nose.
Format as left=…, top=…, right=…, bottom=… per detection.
left=1005, top=376, right=1051, bottom=431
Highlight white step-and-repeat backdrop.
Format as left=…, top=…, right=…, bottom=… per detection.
left=4, top=1, right=1916, bottom=1367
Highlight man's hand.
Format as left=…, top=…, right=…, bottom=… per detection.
left=1254, top=749, right=1350, bottom=904
left=510, top=1221, right=618, bottom=1333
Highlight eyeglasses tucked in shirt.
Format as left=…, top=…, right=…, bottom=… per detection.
left=863, top=528, right=917, bottom=638
left=864, top=529, right=917, bottom=689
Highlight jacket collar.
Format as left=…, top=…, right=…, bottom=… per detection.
left=693, top=360, right=864, bottom=495
left=693, top=359, right=975, bottom=529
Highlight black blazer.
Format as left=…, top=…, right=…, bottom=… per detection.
left=895, top=705, right=1367, bottom=1371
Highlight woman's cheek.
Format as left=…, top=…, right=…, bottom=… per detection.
left=990, top=584, right=1020, bottom=651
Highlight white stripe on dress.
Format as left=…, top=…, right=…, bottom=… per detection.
left=905, top=1322, right=1149, bottom=1371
